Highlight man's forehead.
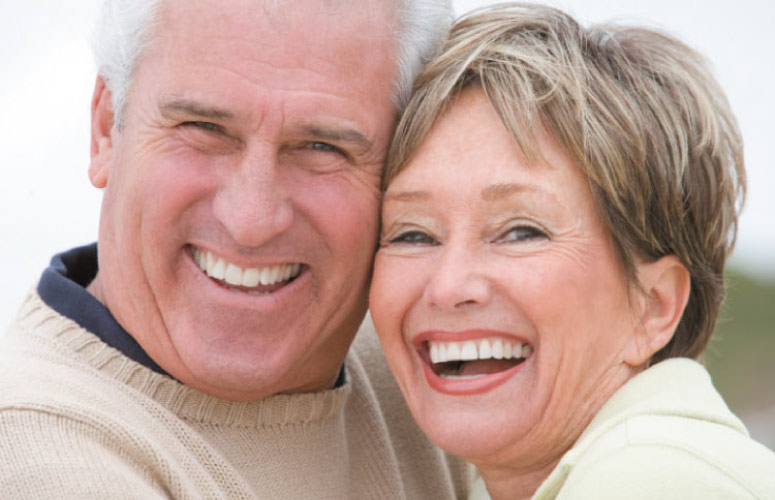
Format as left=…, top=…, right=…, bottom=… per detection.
left=150, top=0, right=399, bottom=69
left=160, top=0, right=396, bottom=28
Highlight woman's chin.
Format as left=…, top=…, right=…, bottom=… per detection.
left=415, top=404, right=530, bottom=464
left=401, top=355, right=541, bottom=464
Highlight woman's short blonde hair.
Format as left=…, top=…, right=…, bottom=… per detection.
left=385, top=3, right=745, bottom=363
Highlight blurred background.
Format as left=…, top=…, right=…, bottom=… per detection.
left=1, top=1, right=772, bottom=448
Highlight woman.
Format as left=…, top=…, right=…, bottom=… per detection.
left=369, top=4, right=775, bottom=499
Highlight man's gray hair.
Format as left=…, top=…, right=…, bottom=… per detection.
left=92, top=0, right=453, bottom=127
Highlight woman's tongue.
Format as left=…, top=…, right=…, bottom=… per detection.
left=457, top=359, right=518, bottom=377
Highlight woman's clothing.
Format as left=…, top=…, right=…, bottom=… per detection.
left=469, top=358, right=775, bottom=499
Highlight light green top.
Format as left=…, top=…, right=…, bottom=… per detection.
left=469, top=358, right=775, bottom=500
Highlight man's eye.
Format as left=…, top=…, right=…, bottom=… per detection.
left=181, top=121, right=222, bottom=132
left=388, top=231, right=437, bottom=245
left=308, top=142, right=344, bottom=155
left=498, top=225, right=547, bottom=243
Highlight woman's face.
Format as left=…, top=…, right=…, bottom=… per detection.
left=370, top=89, right=644, bottom=468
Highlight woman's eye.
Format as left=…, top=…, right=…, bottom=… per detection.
left=388, top=231, right=437, bottom=245
left=498, top=225, right=547, bottom=243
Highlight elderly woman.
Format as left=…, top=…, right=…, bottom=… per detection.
left=369, top=4, right=775, bottom=499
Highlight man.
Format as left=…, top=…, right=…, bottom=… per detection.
left=0, top=0, right=472, bottom=498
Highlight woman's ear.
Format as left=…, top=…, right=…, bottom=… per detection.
left=624, top=255, right=691, bottom=367
left=89, top=75, right=115, bottom=189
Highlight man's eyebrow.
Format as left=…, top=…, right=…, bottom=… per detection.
left=159, top=98, right=236, bottom=121
left=383, top=190, right=430, bottom=203
left=300, top=124, right=372, bottom=150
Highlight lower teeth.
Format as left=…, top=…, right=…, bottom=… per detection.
left=440, top=374, right=488, bottom=380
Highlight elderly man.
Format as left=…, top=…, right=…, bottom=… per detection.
left=0, top=0, right=472, bottom=498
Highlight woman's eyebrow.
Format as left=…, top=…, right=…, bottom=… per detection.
left=382, top=190, right=431, bottom=203
left=481, top=182, right=540, bottom=202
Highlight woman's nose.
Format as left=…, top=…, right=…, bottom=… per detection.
left=424, top=243, right=492, bottom=311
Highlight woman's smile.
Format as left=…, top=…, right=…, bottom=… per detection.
left=413, top=330, right=534, bottom=395
left=371, top=88, right=639, bottom=465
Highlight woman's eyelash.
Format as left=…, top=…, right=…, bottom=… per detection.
left=499, top=225, right=548, bottom=242
left=388, top=230, right=437, bottom=245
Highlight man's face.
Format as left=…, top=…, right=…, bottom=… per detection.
left=88, top=0, right=397, bottom=400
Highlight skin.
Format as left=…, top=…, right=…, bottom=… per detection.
left=370, top=88, right=689, bottom=499
left=87, top=0, right=398, bottom=401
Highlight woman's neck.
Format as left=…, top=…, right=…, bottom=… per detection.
left=475, top=458, right=559, bottom=500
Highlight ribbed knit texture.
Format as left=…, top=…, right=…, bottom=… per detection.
left=0, top=291, right=473, bottom=499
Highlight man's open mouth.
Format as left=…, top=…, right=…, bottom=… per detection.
left=191, top=247, right=303, bottom=294
left=424, top=337, right=533, bottom=380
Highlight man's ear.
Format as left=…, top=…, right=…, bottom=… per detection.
left=624, top=255, right=691, bottom=367
left=89, top=75, right=115, bottom=189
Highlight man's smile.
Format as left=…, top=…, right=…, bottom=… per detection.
left=190, top=246, right=303, bottom=294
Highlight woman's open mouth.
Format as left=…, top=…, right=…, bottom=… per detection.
left=416, top=334, right=534, bottom=394
left=427, top=337, right=532, bottom=378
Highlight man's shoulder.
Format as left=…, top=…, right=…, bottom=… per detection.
left=348, top=314, right=407, bottom=411
left=347, top=314, right=476, bottom=499
left=350, top=314, right=388, bottom=371
left=0, top=295, right=255, bottom=499
left=0, top=290, right=185, bottom=452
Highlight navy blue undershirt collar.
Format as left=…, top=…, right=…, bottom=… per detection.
left=37, top=243, right=169, bottom=377
left=36, top=243, right=346, bottom=388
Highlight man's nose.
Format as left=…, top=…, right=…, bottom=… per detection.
left=212, top=149, right=293, bottom=248
left=424, top=243, right=492, bottom=311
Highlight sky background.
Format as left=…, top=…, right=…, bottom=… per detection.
left=1, top=0, right=773, bottom=329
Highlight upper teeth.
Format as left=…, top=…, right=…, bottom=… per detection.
left=192, top=248, right=302, bottom=287
left=429, top=338, right=533, bottom=364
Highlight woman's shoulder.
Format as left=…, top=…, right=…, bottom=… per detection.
left=541, top=359, right=775, bottom=499
left=555, top=389, right=775, bottom=499
left=556, top=422, right=775, bottom=499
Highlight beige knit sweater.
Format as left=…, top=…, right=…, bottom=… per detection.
left=0, top=291, right=472, bottom=499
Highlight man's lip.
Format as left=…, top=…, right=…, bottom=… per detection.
left=188, top=244, right=305, bottom=271
left=185, top=245, right=308, bottom=303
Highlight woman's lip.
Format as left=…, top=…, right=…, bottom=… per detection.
left=419, top=354, right=529, bottom=396
left=412, top=329, right=530, bottom=348
left=411, top=329, right=534, bottom=396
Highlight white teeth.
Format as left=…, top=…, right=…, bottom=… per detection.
left=242, top=268, right=260, bottom=287
left=211, top=258, right=226, bottom=280
left=428, top=337, right=533, bottom=364
left=224, top=263, right=243, bottom=286
left=430, top=343, right=439, bottom=363
left=191, top=248, right=302, bottom=289
left=479, top=340, right=492, bottom=359
left=460, top=341, right=478, bottom=361
left=492, top=340, right=503, bottom=360
left=441, top=374, right=488, bottom=381
left=446, top=343, right=461, bottom=360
